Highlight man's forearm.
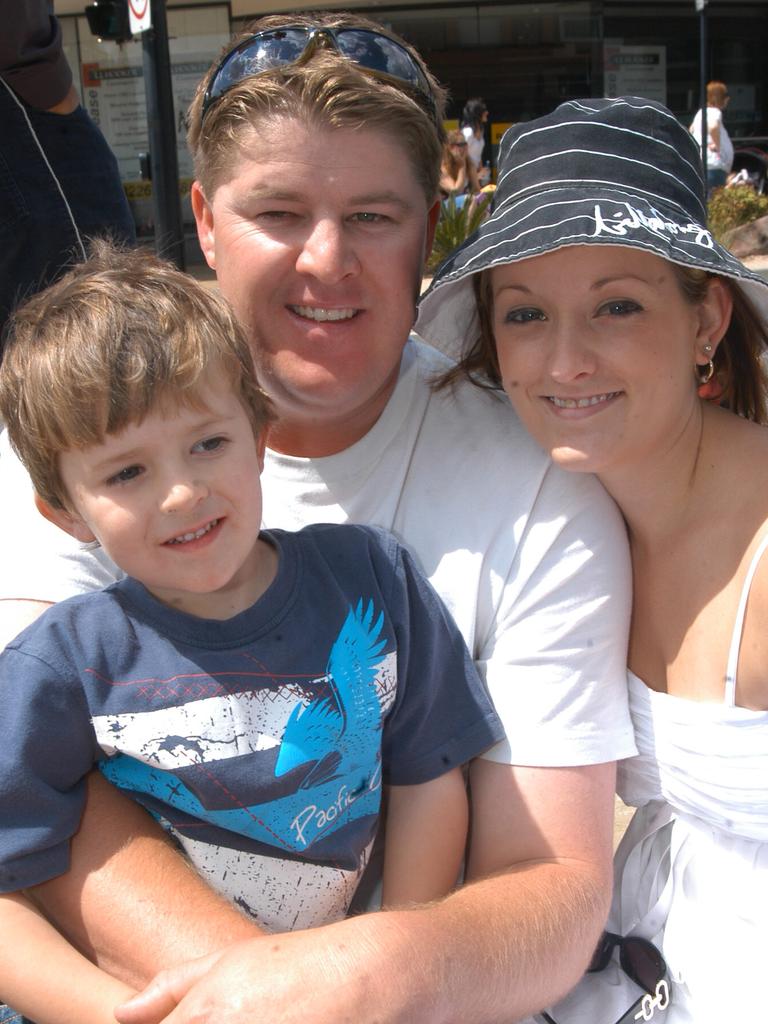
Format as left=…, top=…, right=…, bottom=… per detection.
left=411, top=857, right=608, bottom=1022
left=30, top=773, right=262, bottom=988
left=344, top=857, right=607, bottom=1024
left=117, top=858, right=608, bottom=1024
left=33, top=764, right=613, bottom=1018
left=114, top=759, right=616, bottom=1023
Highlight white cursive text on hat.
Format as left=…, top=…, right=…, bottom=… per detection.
left=592, top=202, right=714, bottom=249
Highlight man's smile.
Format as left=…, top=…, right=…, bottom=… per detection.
left=288, top=305, right=359, bottom=322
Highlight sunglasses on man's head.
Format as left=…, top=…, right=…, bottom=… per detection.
left=539, top=932, right=669, bottom=1024
left=201, top=25, right=437, bottom=126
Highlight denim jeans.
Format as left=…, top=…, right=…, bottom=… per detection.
left=706, top=166, right=728, bottom=192
left=0, top=1005, right=33, bottom=1024
left=0, top=78, right=135, bottom=349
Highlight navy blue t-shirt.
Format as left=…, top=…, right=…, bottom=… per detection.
left=0, top=524, right=502, bottom=930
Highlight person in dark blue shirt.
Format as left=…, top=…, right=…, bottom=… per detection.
left=0, top=0, right=135, bottom=354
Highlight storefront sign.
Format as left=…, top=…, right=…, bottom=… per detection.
left=603, top=44, right=667, bottom=105
left=128, top=0, right=151, bottom=35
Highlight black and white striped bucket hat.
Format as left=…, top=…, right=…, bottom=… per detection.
left=417, top=95, right=768, bottom=357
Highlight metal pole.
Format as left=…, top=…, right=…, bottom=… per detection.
left=696, top=0, right=708, bottom=185
left=141, top=0, right=185, bottom=268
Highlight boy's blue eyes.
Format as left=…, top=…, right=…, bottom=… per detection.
left=106, top=465, right=143, bottom=486
left=105, top=437, right=228, bottom=486
left=192, top=435, right=227, bottom=454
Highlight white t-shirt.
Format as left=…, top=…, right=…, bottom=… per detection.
left=0, top=338, right=636, bottom=767
left=462, top=124, right=484, bottom=169
left=690, top=106, right=734, bottom=172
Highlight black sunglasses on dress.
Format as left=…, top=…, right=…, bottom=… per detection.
left=539, top=932, right=670, bottom=1024
left=201, top=25, right=438, bottom=127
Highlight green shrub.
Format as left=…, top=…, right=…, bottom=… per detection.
left=123, top=177, right=193, bottom=200
left=427, top=192, right=493, bottom=273
left=707, top=184, right=768, bottom=244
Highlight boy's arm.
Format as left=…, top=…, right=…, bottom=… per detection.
left=0, top=891, right=135, bottom=1024
left=381, top=768, right=468, bottom=907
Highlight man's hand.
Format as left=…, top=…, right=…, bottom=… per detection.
left=115, top=916, right=437, bottom=1024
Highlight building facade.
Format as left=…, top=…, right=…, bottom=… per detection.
left=55, top=1, right=768, bottom=222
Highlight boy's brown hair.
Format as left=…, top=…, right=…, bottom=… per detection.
left=186, top=11, right=447, bottom=202
left=0, top=240, right=272, bottom=510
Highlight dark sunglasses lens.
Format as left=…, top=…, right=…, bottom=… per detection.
left=335, top=29, right=426, bottom=89
left=620, top=939, right=666, bottom=993
left=212, top=29, right=308, bottom=102
left=587, top=931, right=616, bottom=973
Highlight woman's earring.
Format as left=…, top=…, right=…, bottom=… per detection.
left=696, top=342, right=714, bottom=384
left=696, top=359, right=715, bottom=384
left=696, top=342, right=721, bottom=400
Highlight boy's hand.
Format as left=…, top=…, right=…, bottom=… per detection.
left=115, top=951, right=223, bottom=1024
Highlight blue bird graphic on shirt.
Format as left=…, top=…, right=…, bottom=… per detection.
left=98, top=597, right=391, bottom=857
left=274, top=598, right=387, bottom=790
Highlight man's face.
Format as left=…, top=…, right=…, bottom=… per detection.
left=193, top=120, right=439, bottom=456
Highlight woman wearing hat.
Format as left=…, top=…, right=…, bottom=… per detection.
left=418, top=96, right=768, bottom=1023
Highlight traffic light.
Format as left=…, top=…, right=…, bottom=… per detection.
left=84, top=1, right=132, bottom=43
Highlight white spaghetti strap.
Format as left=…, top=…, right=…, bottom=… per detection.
left=0, top=78, right=86, bottom=261
left=724, top=531, right=768, bottom=706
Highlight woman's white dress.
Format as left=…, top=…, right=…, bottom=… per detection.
left=539, top=535, right=768, bottom=1023
left=689, top=106, right=734, bottom=173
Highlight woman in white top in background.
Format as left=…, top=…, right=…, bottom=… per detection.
left=690, top=80, right=734, bottom=192
left=419, top=95, right=768, bottom=1024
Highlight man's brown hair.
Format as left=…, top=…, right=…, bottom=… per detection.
left=187, top=11, right=447, bottom=202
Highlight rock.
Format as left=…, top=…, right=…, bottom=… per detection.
left=725, top=214, right=768, bottom=257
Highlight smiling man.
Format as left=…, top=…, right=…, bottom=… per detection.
left=0, top=13, right=636, bottom=1024
left=195, top=121, right=428, bottom=456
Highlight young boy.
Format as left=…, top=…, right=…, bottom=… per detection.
left=0, top=243, right=503, bottom=1023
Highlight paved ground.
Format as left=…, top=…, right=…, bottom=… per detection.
left=614, top=797, right=634, bottom=850
left=743, top=253, right=768, bottom=276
